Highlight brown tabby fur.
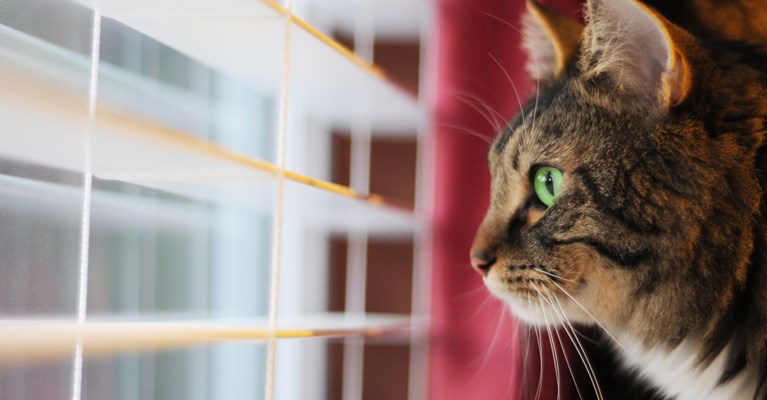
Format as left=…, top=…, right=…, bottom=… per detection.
left=651, top=0, right=767, bottom=46
left=471, top=0, right=767, bottom=398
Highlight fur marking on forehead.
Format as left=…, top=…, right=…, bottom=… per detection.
left=505, top=111, right=545, bottom=173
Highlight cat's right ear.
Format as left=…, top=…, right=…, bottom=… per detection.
left=580, top=0, right=694, bottom=107
left=521, top=0, right=584, bottom=83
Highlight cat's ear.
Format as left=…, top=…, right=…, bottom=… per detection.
left=580, top=0, right=693, bottom=107
left=522, top=0, right=584, bottom=83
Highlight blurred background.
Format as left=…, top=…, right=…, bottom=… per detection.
left=0, top=0, right=634, bottom=399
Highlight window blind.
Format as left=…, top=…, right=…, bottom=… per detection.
left=0, top=0, right=428, bottom=399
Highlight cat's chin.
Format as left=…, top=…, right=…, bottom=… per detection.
left=484, top=278, right=561, bottom=327
left=505, top=297, right=563, bottom=327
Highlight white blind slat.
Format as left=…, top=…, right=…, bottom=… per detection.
left=0, top=314, right=415, bottom=366
left=73, top=0, right=420, bottom=132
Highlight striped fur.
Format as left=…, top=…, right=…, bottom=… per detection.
left=471, top=0, right=767, bottom=398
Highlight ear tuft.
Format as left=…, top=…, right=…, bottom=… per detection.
left=521, top=0, right=584, bottom=83
left=580, top=0, right=692, bottom=107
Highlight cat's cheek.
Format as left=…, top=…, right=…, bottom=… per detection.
left=580, top=266, right=636, bottom=326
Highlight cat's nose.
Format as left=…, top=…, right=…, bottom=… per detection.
left=470, top=250, right=495, bottom=277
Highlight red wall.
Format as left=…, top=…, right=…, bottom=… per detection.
left=429, top=0, right=582, bottom=398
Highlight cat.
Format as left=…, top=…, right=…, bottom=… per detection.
left=469, top=0, right=767, bottom=399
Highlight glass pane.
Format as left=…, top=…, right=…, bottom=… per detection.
left=87, top=180, right=274, bottom=318
left=0, top=361, right=72, bottom=400
left=83, top=343, right=267, bottom=400
left=0, top=0, right=91, bottom=55
left=0, top=168, right=84, bottom=315
left=87, top=182, right=210, bottom=316
left=96, top=15, right=277, bottom=164
left=0, top=0, right=95, bottom=397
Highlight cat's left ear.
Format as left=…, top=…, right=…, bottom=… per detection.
left=580, top=0, right=693, bottom=107
left=522, top=0, right=584, bottom=83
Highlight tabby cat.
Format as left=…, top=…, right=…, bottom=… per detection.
left=469, top=0, right=767, bottom=398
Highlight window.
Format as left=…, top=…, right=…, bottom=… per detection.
left=0, top=0, right=428, bottom=399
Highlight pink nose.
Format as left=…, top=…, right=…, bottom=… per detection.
left=470, top=251, right=495, bottom=277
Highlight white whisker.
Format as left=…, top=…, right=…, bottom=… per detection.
left=519, top=326, right=532, bottom=400
left=539, top=291, right=586, bottom=400
left=464, top=292, right=499, bottom=323
left=531, top=283, right=562, bottom=400
left=527, top=296, right=545, bottom=400
left=534, top=268, right=578, bottom=283
left=553, top=320, right=586, bottom=400
left=488, top=52, right=527, bottom=127
left=549, top=280, right=630, bottom=355
left=453, top=90, right=510, bottom=127
left=500, top=310, right=525, bottom=400
left=453, top=281, right=496, bottom=301
left=479, top=11, right=523, bottom=35
left=574, top=329, right=601, bottom=346
left=476, top=302, right=516, bottom=377
left=548, top=291, right=604, bottom=400
left=531, top=57, right=541, bottom=135
left=453, top=92, right=506, bottom=133
left=438, top=123, right=495, bottom=145
left=504, top=303, right=524, bottom=348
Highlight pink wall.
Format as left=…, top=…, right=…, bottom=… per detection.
left=429, top=0, right=583, bottom=398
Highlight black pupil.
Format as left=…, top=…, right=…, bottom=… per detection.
left=545, top=171, right=554, bottom=195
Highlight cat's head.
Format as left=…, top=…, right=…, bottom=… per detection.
left=471, top=0, right=767, bottom=347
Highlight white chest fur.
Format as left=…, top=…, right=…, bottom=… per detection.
left=615, top=335, right=758, bottom=399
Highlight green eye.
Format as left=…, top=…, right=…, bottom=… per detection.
left=533, top=167, right=563, bottom=207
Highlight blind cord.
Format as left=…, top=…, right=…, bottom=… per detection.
left=264, top=1, right=293, bottom=399
left=71, top=7, right=101, bottom=400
